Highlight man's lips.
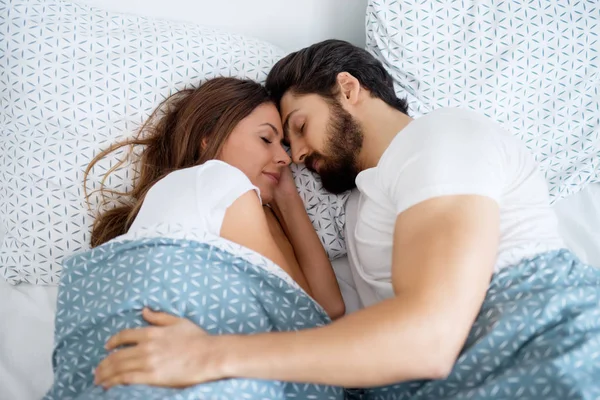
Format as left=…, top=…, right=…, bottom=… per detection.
left=308, top=158, right=321, bottom=173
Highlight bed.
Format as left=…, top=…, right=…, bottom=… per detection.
left=1, top=185, right=600, bottom=400
left=1, top=0, right=598, bottom=399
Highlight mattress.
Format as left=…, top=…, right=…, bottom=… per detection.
left=1, top=183, right=599, bottom=400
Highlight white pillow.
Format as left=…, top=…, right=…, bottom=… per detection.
left=290, top=163, right=349, bottom=261
left=366, top=0, right=600, bottom=201
left=0, top=0, right=347, bottom=285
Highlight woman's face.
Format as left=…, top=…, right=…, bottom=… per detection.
left=218, top=102, right=290, bottom=204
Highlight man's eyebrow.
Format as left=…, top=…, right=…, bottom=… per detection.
left=282, top=109, right=298, bottom=141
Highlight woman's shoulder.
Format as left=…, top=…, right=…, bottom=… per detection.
left=130, top=160, right=260, bottom=235
left=149, top=159, right=260, bottom=212
left=158, top=160, right=253, bottom=192
left=193, top=160, right=259, bottom=197
left=187, top=159, right=243, bottom=181
left=197, top=159, right=239, bottom=172
left=168, top=159, right=241, bottom=178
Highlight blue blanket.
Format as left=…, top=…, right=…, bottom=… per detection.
left=46, top=238, right=600, bottom=400
left=360, top=249, right=600, bottom=400
left=44, top=237, right=345, bottom=400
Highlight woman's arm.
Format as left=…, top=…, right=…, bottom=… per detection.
left=219, top=190, right=292, bottom=274
left=271, top=168, right=345, bottom=319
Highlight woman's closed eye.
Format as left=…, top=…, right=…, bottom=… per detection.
left=261, top=137, right=272, bottom=144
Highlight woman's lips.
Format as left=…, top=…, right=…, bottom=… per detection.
left=263, top=171, right=280, bottom=184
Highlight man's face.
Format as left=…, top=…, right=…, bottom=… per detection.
left=280, top=92, right=363, bottom=194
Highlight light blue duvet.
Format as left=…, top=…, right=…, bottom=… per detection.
left=45, top=236, right=600, bottom=400
left=360, top=250, right=600, bottom=400
left=44, top=237, right=344, bottom=399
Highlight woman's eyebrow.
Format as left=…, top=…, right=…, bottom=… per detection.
left=260, top=123, right=281, bottom=137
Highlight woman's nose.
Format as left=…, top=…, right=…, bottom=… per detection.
left=275, top=145, right=291, bottom=166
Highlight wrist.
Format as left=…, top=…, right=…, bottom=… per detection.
left=272, top=189, right=303, bottom=215
left=208, top=335, right=244, bottom=379
left=205, top=333, right=291, bottom=382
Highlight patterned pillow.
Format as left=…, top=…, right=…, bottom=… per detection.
left=366, top=0, right=600, bottom=201
left=0, top=0, right=347, bottom=285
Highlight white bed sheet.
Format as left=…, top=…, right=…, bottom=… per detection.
left=1, top=183, right=599, bottom=400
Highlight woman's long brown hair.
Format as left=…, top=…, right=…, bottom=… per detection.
left=84, top=77, right=271, bottom=247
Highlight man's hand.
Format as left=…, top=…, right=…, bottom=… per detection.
left=94, top=308, right=225, bottom=389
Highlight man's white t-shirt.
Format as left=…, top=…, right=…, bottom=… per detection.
left=128, top=160, right=260, bottom=237
left=346, top=108, right=566, bottom=307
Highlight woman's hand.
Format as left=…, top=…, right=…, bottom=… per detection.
left=272, top=166, right=300, bottom=207
left=268, top=165, right=346, bottom=319
left=94, top=308, right=224, bottom=389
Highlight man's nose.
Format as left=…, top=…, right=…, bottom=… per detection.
left=291, top=140, right=309, bottom=164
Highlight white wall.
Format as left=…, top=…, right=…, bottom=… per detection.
left=75, top=0, right=368, bottom=52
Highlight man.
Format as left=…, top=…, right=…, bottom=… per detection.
left=265, top=39, right=566, bottom=307
left=95, top=40, right=599, bottom=399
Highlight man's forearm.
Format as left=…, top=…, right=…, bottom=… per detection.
left=213, top=294, right=453, bottom=387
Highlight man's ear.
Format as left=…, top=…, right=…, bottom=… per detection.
left=336, top=72, right=361, bottom=105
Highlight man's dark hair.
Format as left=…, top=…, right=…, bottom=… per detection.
left=266, top=39, right=409, bottom=115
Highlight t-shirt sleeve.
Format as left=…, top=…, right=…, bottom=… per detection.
left=195, top=160, right=261, bottom=235
left=380, top=111, right=507, bottom=215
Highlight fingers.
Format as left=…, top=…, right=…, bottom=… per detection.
left=105, top=308, right=178, bottom=349
left=142, top=307, right=181, bottom=326
left=97, top=371, right=151, bottom=389
left=105, top=327, right=155, bottom=350
left=95, top=347, right=148, bottom=385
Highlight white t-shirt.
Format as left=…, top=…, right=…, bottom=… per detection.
left=128, top=160, right=260, bottom=236
left=120, top=160, right=302, bottom=291
left=346, top=108, right=565, bottom=307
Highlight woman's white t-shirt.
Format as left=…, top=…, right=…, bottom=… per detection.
left=128, top=160, right=260, bottom=236
left=346, top=108, right=566, bottom=307
left=122, top=160, right=302, bottom=291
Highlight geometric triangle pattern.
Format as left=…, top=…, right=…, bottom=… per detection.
left=0, top=0, right=348, bottom=285
left=44, top=236, right=344, bottom=399
left=289, top=162, right=349, bottom=262
left=362, top=249, right=600, bottom=399
left=366, top=0, right=600, bottom=202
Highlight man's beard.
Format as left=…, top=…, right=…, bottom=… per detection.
left=304, top=100, right=363, bottom=194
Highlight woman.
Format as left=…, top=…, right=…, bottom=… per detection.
left=86, top=78, right=344, bottom=318
left=45, top=77, right=345, bottom=400
left=85, top=76, right=343, bottom=319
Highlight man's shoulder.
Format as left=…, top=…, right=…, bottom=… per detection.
left=376, top=107, right=516, bottom=180
left=413, top=107, right=495, bottom=129
left=394, top=107, right=511, bottom=148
